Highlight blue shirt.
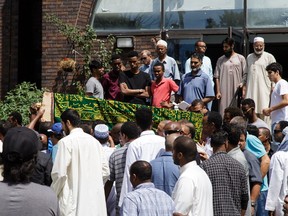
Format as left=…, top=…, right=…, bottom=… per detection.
left=121, top=182, right=175, bottom=216
left=246, top=133, right=268, bottom=192
left=150, top=151, right=180, bottom=196
left=178, top=70, right=214, bottom=104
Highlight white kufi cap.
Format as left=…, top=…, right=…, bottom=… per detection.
left=254, top=37, right=264, bottom=43
left=156, top=39, right=167, bottom=47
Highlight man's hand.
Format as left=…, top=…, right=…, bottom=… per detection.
left=216, top=92, right=221, bottom=100
left=262, top=108, right=271, bottom=116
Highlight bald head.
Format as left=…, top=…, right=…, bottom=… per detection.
left=230, top=116, right=247, bottom=130
left=157, top=120, right=172, bottom=136
left=173, top=136, right=197, bottom=165
left=163, top=122, right=182, bottom=136
left=165, top=133, right=180, bottom=151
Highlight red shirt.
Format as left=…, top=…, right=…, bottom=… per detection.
left=101, top=70, right=123, bottom=101
left=151, top=78, right=179, bottom=108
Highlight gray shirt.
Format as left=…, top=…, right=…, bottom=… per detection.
left=0, top=182, right=59, bottom=216
left=85, top=77, right=104, bottom=99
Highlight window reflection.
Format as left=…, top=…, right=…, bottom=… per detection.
left=247, top=0, right=288, bottom=28
left=91, top=0, right=244, bottom=31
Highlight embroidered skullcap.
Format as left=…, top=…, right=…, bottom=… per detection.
left=94, top=124, right=109, bottom=139
left=254, top=37, right=264, bottom=43
left=156, top=39, right=167, bottom=47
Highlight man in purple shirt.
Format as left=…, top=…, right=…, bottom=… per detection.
left=102, top=54, right=124, bottom=101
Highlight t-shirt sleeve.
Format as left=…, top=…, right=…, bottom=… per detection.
left=246, top=134, right=266, bottom=159
left=169, top=79, right=179, bottom=92
left=85, top=79, right=94, bottom=93
left=118, top=72, right=127, bottom=85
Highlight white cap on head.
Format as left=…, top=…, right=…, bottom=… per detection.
left=156, top=39, right=167, bottom=47
left=254, top=37, right=264, bottom=43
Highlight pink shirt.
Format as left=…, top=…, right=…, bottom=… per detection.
left=151, top=78, right=179, bottom=108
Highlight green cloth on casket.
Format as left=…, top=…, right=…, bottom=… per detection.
left=54, top=93, right=203, bottom=141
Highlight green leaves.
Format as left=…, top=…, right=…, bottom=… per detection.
left=0, top=82, right=46, bottom=125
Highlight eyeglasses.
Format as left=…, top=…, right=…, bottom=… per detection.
left=164, top=129, right=182, bottom=136
left=242, top=107, right=253, bottom=114
left=274, top=129, right=282, bottom=134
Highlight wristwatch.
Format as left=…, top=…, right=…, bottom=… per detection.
left=251, top=201, right=256, bottom=208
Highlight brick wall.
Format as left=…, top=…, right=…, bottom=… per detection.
left=0, top=0, right=159, bottom=98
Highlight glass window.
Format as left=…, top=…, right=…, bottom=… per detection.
left=164, top=0, right=244, bottom=29
left=91, top=0, right=244, bottom=31
left=167, top=38, right=199, bottom=74
left=91, top=0, right=161, bottom=30
left=247, top=0, right=288, bottom=28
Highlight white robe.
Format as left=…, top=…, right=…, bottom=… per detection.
left=245, top=51, right=276, bottom=114
left=265, top=151, right=288, bottom=216
left=51, top=128, right=110, bottom=216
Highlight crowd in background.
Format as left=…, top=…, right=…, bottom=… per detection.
left=0, top=36, right=288, bottom=216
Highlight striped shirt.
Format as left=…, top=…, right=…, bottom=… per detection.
left=121, top=182, right=175, bottom=216
left=109, top=142, right=130, bottom=215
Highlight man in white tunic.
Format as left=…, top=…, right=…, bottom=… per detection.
left=244, top=37, right=276, bottom=125
left=172, top=136, right=213, bottom=216
left=51, top=109, right=109, bottom=216
left=119, top=107, right=165, bottom=207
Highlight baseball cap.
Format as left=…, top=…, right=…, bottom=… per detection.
left=94, top=124, right=109, bottom=139
left=47, top=122, right=62, bottom=135
left=2, top=127, right=40, bottom=162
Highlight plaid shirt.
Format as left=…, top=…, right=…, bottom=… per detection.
left=200, top=151, right=249, bottom=216
left=121, top=182, right=175, bottom=216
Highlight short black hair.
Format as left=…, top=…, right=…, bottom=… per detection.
left=222, top=37, right=235, bottom=46
left=211, top=130, right=228, bottom=148
left=224, top=107, right=243, bottom=118
left=60, top=109, right=81, bottom=127
left=207, top=111, right=222, bottom=130
left=135, top=107, right=152, bottom=131
left=266, top=62, right=283, bottom=76
left=121, top=121, right=140, bottom=139
left=173, top=136, right=197, bottom=161
left=278, top=121, right=288, bottom=131
left=9, top=111, right=22, bottom=125
left=111, top=54, right=122, bottom=61
left=247, top=125, right=259, bottom=137
left=130, top=160, right=152, bottom=181
left=241, top=98, right=255, bottom=108
left=127, top=51, right=138, bottom=58
left=226, top=125, right=241, bottom=147
left=190, top=52, right=203, bottom=62
left=153, top=62, right=165, bottom=72
left=89, top=60, right=102, bottom=71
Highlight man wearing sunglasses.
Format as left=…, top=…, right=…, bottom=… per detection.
left=241, top=98, right=269, bottom=130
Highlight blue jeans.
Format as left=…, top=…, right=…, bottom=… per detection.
left=256, top=190, right=268, bottom=216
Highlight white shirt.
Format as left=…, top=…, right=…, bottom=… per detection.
left=172, top=161, right=214, bottom=216
left=265, top=151, right=288, bottom=215
left=51, top=128, right=109, bottom=216
left=271, top=79, right=288, bottom=124
left=118, top=130, right=165, bottom=206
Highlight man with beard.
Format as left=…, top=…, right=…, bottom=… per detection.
left=150, top=39, right=180, bottom=85
left=51, top=109, right=109, bottom=216
left=176, top=52, right=214, bottom=107
left=214, top=37, right=246, bottom=116
left=244, top=37, right=276, bottom=124
left=184, top=40, right=214, bottom=111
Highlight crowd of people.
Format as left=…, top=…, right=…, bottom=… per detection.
left=0, top=36, right=288, bottom=216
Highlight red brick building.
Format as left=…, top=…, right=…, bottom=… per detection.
left=1, top=0, right=288, bottom=98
